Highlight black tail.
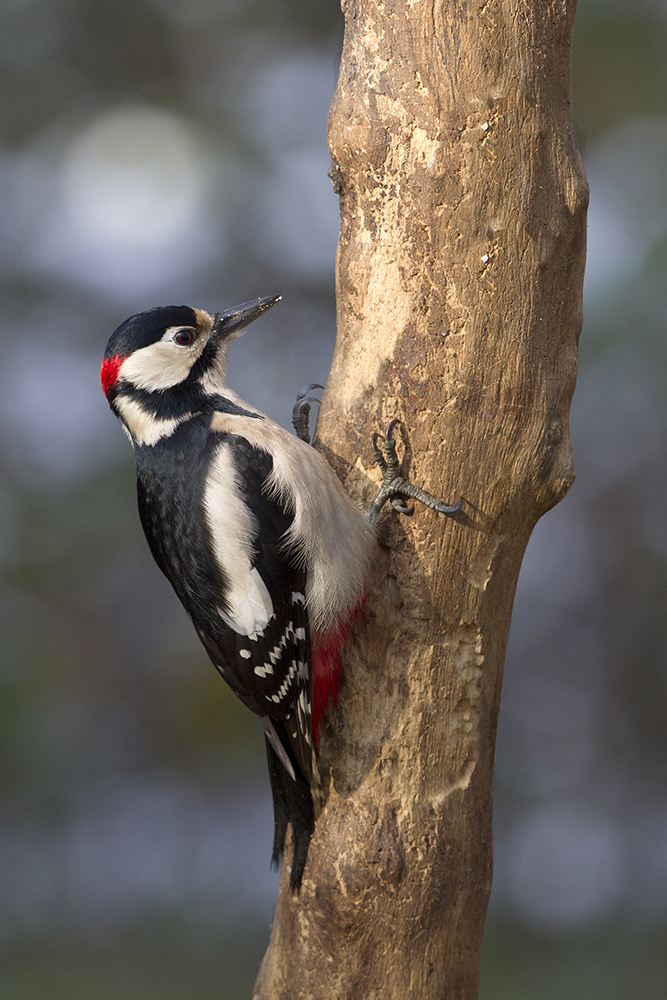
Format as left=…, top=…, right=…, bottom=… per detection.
left=265, top=735, right=315, bottom=892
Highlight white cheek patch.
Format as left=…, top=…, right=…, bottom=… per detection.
left=120, top=339, right=203, bottom=392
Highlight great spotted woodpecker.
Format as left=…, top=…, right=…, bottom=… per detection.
left=101, top=296, right=460, bottom=890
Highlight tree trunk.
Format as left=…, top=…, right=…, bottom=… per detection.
left=255, top=1, right=587, bottom=997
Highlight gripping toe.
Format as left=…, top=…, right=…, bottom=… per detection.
left=368, top=418, right=461, bottom=524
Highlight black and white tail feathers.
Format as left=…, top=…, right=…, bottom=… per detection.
left=258, top=591, right=318, bottom=893
left=265, top=725, right=315, bottom=892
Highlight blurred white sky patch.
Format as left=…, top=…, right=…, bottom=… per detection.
left=64, top=107, right=205, bottom=245
left=584, top=115, right=667, bottom=305
left=28, top=105, right=226, bottom=300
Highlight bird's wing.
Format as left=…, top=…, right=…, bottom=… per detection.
left=192, top=431, right=316, bottom=785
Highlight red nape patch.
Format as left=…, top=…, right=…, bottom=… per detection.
left=100, top=353, right=127, bottom=395
left=311, top=596, right=367, bottom=751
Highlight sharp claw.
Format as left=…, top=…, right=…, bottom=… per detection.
left=295, top=383, right=324, bottom=402
left=384, top=420, right=401, bottom=465
left=435, top=498, right=463, bottom=515
left=385, top=417, right=400, bottom=442
left=390, top=497, right=414, bottom=515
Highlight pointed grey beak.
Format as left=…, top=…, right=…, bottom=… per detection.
left=212, top=295, right=281, bottom=340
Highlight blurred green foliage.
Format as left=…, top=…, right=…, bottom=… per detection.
left=0, top=929, right=264, bottom=1000
left=573, top=8, right=667, bottom=140
left=481, top=921, right=667, bottom=1000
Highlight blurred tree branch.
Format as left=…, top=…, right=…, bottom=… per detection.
left=255, top=1, right=587, bottom=997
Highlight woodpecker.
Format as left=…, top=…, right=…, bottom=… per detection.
left=101, top=296, right=460, bottom=890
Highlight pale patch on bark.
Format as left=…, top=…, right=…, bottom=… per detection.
left=468, top=528, right=505, bottom=590
left=430, top=758, right=477, bottom=808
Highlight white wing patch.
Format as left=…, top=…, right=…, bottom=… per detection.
left=204, top=442, right=274, bottom=636
left=220, top=568, right=273, bottom=637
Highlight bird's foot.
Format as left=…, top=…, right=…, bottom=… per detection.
left=367, top=418, right=462, bottom=524
left=292, top=383, right=323, bottom=443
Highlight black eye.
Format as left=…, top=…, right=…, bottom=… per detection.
left=174, top=328, right=196, bottom=347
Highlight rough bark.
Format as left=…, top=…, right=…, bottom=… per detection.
left=255, top=1, right=587, bottom=998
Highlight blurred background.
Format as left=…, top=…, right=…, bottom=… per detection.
left=0, top=0, right=664, bottom=996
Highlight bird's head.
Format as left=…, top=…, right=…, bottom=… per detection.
left=100, top=296, right=280, bottom=444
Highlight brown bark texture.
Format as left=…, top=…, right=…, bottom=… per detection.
left=255, top=1, right=587, bottom=997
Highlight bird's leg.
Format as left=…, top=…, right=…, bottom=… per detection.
left=292, top=384, right=324, bottom=443
left=367, top=419, right=462, bottom=525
